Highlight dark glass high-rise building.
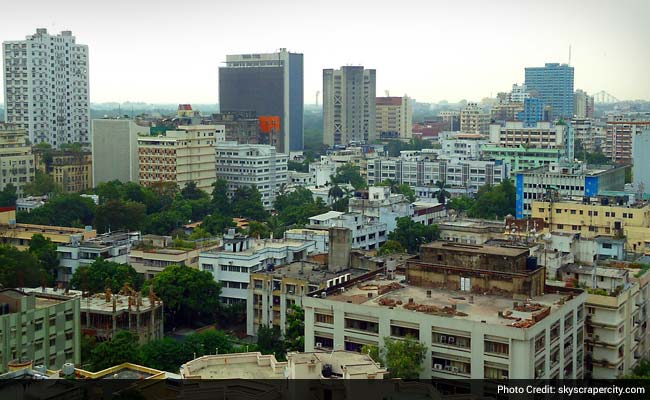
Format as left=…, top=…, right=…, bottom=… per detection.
left=219, top=49, right=303, bottom=153
left=524, top=63, right=574, bottom=120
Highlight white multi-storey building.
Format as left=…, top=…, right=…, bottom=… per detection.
left=509, top=83, right=530, bottom=103
left=3, top=29, right=89, bottom=148
left=215, top=142, right=288, bottom=209
left=489, top=121, right=566, bottom=149
left=303, top=211, right=388, bottom=251
left=199, top=231, right=315, bottom=304
left=439, top=134, right=487, bottom=161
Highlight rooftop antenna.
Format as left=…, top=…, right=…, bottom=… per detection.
left=568, top=44, right=572, bottom=66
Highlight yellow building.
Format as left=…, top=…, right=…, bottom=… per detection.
left=138, top=125, right=224, bottom=192
left=532, top=199, right=650, bottom=254
left=0, top=124, right=35, bottom=197
left=35, top=150, right=93, bottom=193
left=0, top=208, right=96, bottom=250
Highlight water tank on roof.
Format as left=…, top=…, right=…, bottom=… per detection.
left=34, top=365, right=47, bottom=374
left=62, top=362, right=75, bottom=376
left=322, top=364, right=332, bottom=378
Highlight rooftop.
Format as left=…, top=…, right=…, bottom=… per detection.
left=254, top=261, right=366, bottom=285
left=559, top=264, right=628, bottom=279
left=310, top=211, right=345, bottom=221
left=421, top=242, right=529, bottom=258
left=20, top=287, right=162, bottom=313
left=203, top=238, right=313, bottom=257
left=326, top=275, right=578, bottom=328
left=181, top=353, right=285, bottom=379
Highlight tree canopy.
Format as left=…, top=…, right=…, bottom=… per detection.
left=447, top=180, right=516, bottom=219
left=331, top=163, right=366, bottom=190
left=257, top=325, right=286, bottom=361
left=70, top=259, right=143, bottom=294
left=0, top=184, right=17, bottom=207
left=388, top=217, right=440, bottom=253
left=89, top=330, right=141, bottom=371
left=17, top=194, right=95, bottom=228
left=142, top=265, right=222, bottom=329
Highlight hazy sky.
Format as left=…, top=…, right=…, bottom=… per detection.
left=1, top=0, right=649, bottom=104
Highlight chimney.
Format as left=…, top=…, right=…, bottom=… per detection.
left=327, top=227, right=351, bottom=273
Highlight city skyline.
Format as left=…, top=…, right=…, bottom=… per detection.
left=1, top=0, right=649, bottom=105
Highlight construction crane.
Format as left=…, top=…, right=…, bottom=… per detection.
left=315, top=91, right=320, bottom=106
left=385, top=90, right=390, bottom=97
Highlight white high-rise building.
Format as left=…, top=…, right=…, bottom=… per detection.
left=215, top=142, right=289, bottom=209
left=92, top=119, right=150, bottom=185
left=3, top=29, right=90, bottom=148
left=323, top=66, right=376, bottom=146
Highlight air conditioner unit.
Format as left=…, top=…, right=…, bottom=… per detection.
left=451, top=367, right=459, bottom=373
left=315, top=342, right=322, bottom=348
left=448, top=337, right=456, bottom=344
left=440, top=335, right=447, bottom=343
left=434, top=364, right=443, bottom=370
left=444, top=365, right=452, bottom=371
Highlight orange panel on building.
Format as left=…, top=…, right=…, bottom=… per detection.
left=259, top=116, right=281, bottom=134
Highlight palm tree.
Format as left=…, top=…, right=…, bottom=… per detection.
left=433, top=180, right=451, bottom=206
left=328, top=184, right=344, bottom=202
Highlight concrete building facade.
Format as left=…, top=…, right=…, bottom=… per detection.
left=323, top=66, right=377, bottom=146
left=303, top=242, right=587, bottom=379
left=524, top=63, right=574, bottom=119
left=138, top=125, right=224, bottom=192
left=603, top=115, right=650, bottom=164
left=376, top=96, right=413, bottom=139
left=0, top=288, right=81, bottom=373
left=459, top=102, right=489, bottom=135
left=3, top=29, right=89, bottom=148
left=0, top=124, right=35, bottom=198
left=219, top=49, right=303, bottom=153
left=92, top=119, right=150, bottom=185
left=215, top=141, right=288, bottom=209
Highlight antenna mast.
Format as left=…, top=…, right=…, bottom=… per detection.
left=568, top=45, right=572, bottom=66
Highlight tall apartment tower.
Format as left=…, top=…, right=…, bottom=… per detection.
left=524, top=63, right=574, bottom=120
left=3, top=29, right=90, bottom=148
left=219, top=49, right=303, bottom=153
left=574, top=89, right=594, bottom=119
left=323, top=66, right=376, bottom=146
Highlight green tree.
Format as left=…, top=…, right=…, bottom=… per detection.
left=327, top=184, right=345, bottom=203
left=388, top=217, right=440, bottom=253
left=185, top=330, right=235, bottom=357
left=211, top=179, right=232, bottom=216
left=466, top=180, right=516, bottom=219
left=383, top=336, right=426, bottom=379
left=94, top=199, right=146, bottom=233
left=287, top=160, right=309, bottom=173
left=80, top=334, right=96, bottom=369
left=28, top=233, right=59, bottom=278
left=332, top=163, right=366, bottom=190
left=377, top=240, right=405, bottom=256
left=89, top=330, right=141, bottom=371
left=433, top=180, right=451, bottom=206
left=70, top=259, right=143, bottom=294
left=142, top=265, right=222, bottom=329
left=181, top=181, right=208, bottom=201
left=447, top=196, right=475, bottom=214
left=396, top=183, right=416, bottom=202
left=17, top=194, right=95, bottom=227
left=247, top=221, right=271, bottom=238
left=23, top=170, right=59, bottom=196
left=0, top=183, right=18, bottom=207
left=361, top=344, right=381, bottom=366
left=0, top=245, right=46, bottom=288
left=201, top=213, right=236, bottom=236
left=139, top=337, right=187, bottom=372
left=232, top=186, right=269, bottom=221
left=257, top=325, right=286, bottom=360
left=284, top=305, right=304, bottom=352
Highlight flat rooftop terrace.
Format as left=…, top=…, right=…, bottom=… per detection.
left=21, top=287, right=160, bottom=313
left=421, top=242, right=529, bottom=257
left=327, top=275, right=576, bottom=328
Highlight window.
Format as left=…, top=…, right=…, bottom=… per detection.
left=315, top=313, right=334, bottom=324
left=484, top=340, right=509, bottom=356
left=534, top=333, right=545, bottom=353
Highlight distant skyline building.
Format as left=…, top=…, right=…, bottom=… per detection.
left=518, top=97, right=547, bottom=127
left=376, top=95, right=413, bottom=139
left=323, top=66, right=377, bottom=146
left=524, top=63, right=574, bottom=120
left=2, top=29, right=90, bottom=148
left=509, top=83, right=530, bottom=103
left=574, top=89, right=594, bottom=119
left=459, top=102, right=489, bottom=134
left=218, top=49, right=303, bottom=153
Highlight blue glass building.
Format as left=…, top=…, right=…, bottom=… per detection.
left=524, top=63, right=574, bottom=120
